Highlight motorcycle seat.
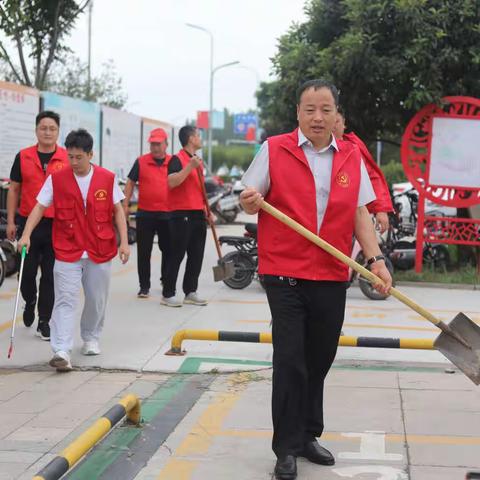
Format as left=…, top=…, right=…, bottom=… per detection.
left=218, top=235, right=254, bottom=245
left=245, top=223, right=257, bottom=236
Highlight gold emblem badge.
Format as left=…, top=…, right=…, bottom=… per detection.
left=336, top=171, right=350, bottom=188
left=94, top=189, right=107, bottom=201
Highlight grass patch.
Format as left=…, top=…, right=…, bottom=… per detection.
left=394, top=266, right=479, bottom=285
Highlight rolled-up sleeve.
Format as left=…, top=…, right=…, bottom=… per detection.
left=241, top=141, right=270, bottom=196
left=357, top=159, right=376, bottom=207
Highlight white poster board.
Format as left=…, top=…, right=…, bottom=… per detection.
left=429, top=117, right=480, bottom=188
left=101, top=106, right=141, bottom=178
left=141, top=118, right=173, bottom=155
left=0, top=81, right=39, bottom=178
left=41, top=91, right=101, bottom=163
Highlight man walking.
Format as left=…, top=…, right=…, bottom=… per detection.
left=7, top=111, right=69, bottom=340
left=163, top=125, right=208, bottom=307
left=123, top=128, right=171, bottom=299
left=18, top=129, right=129, bottom=371
left=241, top=79, right=392, bottom=480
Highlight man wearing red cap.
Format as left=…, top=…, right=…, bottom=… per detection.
left=123, top=128, right=172, bottom=298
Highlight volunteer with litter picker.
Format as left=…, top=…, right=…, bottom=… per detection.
left=7, top=111, right=69, bottom=340
left=18, top=129, right=129, bottom=372
left=240, top=79, right=392, bottom=480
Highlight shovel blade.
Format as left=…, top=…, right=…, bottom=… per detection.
left=213, top=260, right=235, bottom=282
left=434, top=313, right=480, bottom=385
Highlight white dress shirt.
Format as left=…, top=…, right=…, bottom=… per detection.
left=242, top=129, right=376, bottom=231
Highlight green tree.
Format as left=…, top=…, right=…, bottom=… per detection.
left=45, top=56, right=128, bottom=108
left=257, top=0, right=480, bottom=142
left=0, top=0, right=90, bottom=90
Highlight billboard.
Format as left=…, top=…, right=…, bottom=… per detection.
left=141, top=117, right=173, bottom=155
left=101, top=106, right=141, bottom=178
left=0, top=81, right=39, bottom=178
left=233, top=113, right=257, bottom=135
left=41, top=91, right=101, bottom=163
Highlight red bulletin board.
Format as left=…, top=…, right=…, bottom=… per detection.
left=400, top=96, right=480, bottom=272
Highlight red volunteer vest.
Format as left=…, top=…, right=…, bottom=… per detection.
left=258, top=129, right=361, bottom=281
left=168, top=149, right=205, bottom=211
left=343, top=132, right=393, bottom=214
left=18, top=145, right=69, bottom=218
left=52, top=165, right=117, bottom=264
left=137, top=153, right=171, bottom=211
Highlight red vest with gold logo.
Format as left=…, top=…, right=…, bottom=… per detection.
left=169, top=149, right=205, bottom=211
left=18, top=145, right=69, bottom=218
left=51, top=166, right=117, bottom=264
left=137, top=153, right=171, bottom=211
left=258, top=129, right=361, bottom=281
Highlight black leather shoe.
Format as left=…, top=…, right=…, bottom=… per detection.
left=299, top=440, right=335, bottom=465
left=274, top=455, right=297, bottom=480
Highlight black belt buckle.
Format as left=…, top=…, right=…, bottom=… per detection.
left=288, top=277, right=297, bottom=286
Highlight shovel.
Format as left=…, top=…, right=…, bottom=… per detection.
left=197, top=167, right=235, bottom=282
left=261, top=200, right=480, bottom=385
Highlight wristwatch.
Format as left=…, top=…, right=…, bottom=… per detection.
left=367, top=255, right=386, bottom=266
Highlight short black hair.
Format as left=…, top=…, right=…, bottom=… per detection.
left=337, top=105, right=345, bottom=117
left=179, top=125, right=197, bottom=147
left=36, top=110, right=60, bottom=127
left=64, top=129, right=94, bottom=153
left=296, top=79, right=339, bottom=106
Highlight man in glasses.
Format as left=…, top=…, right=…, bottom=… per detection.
left=6, top=110, right=69, bottom=340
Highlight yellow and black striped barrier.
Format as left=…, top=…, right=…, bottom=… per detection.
left=33, top=394, right=140, bottom=480
left=165, top=329, right=435, bottom=355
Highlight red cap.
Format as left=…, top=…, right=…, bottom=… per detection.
left=148, top=128, right=168, bottom=143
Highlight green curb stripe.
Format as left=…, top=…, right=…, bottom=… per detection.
left=65, top=376, right=187, bottom=480
left=179, top=356, right=450, bottom=374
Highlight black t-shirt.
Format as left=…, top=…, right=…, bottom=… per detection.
left=9, top=150, right=56, bottom=183
left=168, top=152, right=204, bottom=219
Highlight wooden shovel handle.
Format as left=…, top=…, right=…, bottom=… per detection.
left=260, top=200, right=443, bottom=328
left=197, top=167, right=223, bottom=260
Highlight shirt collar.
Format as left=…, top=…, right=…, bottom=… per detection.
left=298, top=128, right=339, bottom=153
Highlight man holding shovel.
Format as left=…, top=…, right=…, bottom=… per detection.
left=240, top=79, right=392, bottom=480
left=163, top=125, right=208, bottom=307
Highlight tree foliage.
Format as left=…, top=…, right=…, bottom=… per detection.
left=45, top=56, right=128, bottom=108
left=0, top=0, right=89, bottom=89
left=257, top=0, right=480, bottom=141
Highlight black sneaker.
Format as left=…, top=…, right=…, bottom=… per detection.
left=36, top=321, right=50, bottom=341
left=23, top=302, right=36, bottom=327
left=137, top=288, right=150, bottom=298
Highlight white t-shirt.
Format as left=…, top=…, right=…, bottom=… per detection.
left=37, top=165, right=125, bottom=258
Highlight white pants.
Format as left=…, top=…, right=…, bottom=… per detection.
left=50, top=258, right=112, bottom=353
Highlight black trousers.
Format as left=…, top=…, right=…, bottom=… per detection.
left=163, top=215, right=207, bottom=298
left=263, top=275, right=347, bottom=458
left=136, top=216, right=170, bottom=291
left=17, top=216, right=55, bottom=322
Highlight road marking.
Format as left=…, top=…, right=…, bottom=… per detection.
left=157, top=459, right=197, bottom=480
left=343, top=323, right=437, bottom=332
left=339, top=431, right=403, bottom=461
left=333, top=465, right=408, bottom=479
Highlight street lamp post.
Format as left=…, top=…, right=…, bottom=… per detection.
left=186, top=23, right=238, bottom=172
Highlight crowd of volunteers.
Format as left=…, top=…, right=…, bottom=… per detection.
left=8, top=78, right=393, bottom=480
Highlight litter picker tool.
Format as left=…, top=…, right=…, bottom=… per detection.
left=261, top=200, right=480, bottom=385
left=7, top=246, right=27, bottom=359
left=197, top=166, right=234, bottom=282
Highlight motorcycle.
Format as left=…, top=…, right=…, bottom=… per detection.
left=218, top=223, right=260, bottom=289
left=386, top=189, right=450, bottom=272
left=206, top=177, right=241, bottom=224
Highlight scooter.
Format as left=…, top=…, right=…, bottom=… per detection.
left=207, top=185, right=241, bottom=224
left=218, top=223, right=260, bottom=289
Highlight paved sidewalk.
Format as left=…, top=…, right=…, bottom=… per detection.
left=1, top=362, right=479, bottom=479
